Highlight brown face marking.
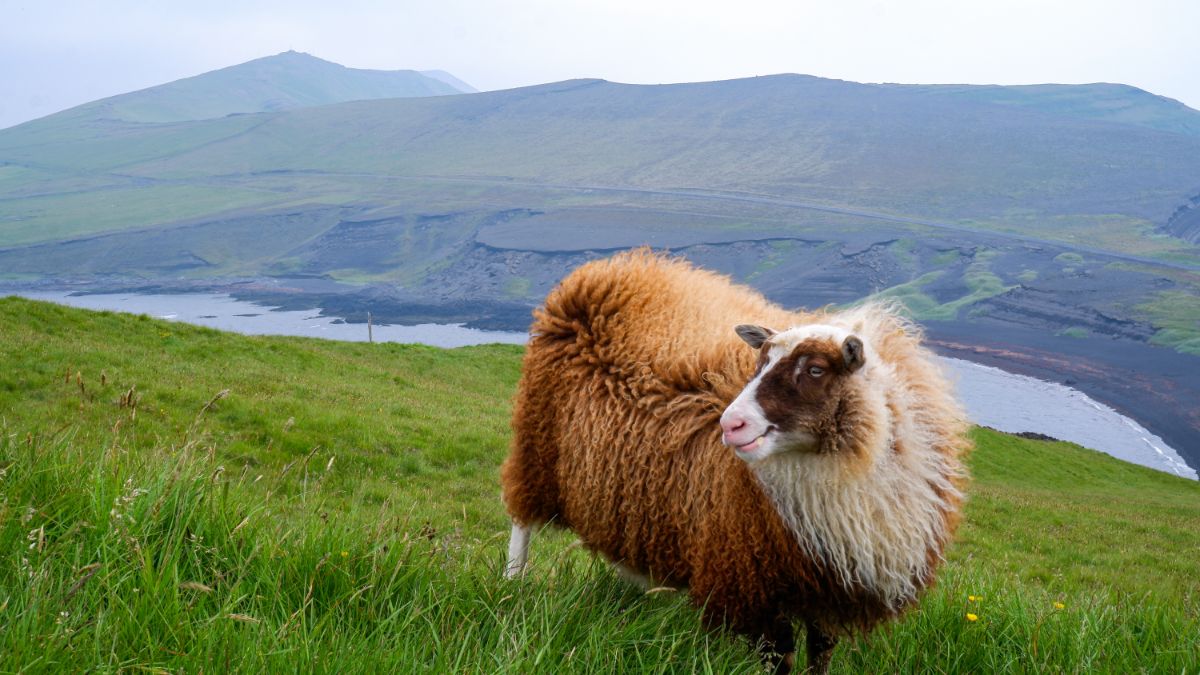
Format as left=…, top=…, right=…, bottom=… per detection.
left=754, top=338, right=852, bottom=437
left=753, top=347, right=771, bottom=376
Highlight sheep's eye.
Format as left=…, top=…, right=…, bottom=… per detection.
left=807, top=366, right=825, bottom=378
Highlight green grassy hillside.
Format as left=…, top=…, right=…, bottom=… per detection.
left=2, top=74, right=1199, bottom=262
left=1, top=297, right=1198, bottom=672
left=898, top=82, right=1200, bottom=137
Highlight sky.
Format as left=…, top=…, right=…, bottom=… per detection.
left=3, top=0, right=1199, bottom=129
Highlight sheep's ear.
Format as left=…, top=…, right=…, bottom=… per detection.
left=735, top=324, right=775, bottom=349
left=842, top=335, right=866, bottom=373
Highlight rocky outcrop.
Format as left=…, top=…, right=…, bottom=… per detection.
left=1163, top=192, right=1200, bottom=243
left=974, top=287, right=1157, bottom=341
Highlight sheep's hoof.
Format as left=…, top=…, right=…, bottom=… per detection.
left=769, top=651, right=795, bottom=674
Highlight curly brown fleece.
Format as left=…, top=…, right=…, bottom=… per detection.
left=501, top=249, right=970, bottom=653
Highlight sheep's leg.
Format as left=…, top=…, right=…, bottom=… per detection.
left=612, top=562, right=652, bottom=590
left=761, top=616, right=797, bottom=674
left=504, top=521, right=532, bottom=578
left=803, top=620, right=837, bottom=674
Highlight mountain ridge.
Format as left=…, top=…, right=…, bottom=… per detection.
left=3, top=51, right=472, bottom=130
left=3, top=70, right=1199, bottom=259
left=882, top=81, right=1200, bottom=137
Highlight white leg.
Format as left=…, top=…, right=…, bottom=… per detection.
left=504, top=522, right=532, bottom=578
left=612, top=562, right=652, bottom=590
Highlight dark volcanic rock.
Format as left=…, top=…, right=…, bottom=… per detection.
left=975, top=286, right=1157, bottom=340
left=981, top=427, right=1063, bottom=443
left=1163, top=193, right=1200, bottom=243
left=1012, top=431, right=1063, bottom=442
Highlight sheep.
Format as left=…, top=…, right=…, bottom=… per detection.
left=500, top=250, right=970, bottom=673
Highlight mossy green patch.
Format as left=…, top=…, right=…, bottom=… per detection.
left=1135, top=290, right=1200, bottom=355
left=868, top=251, right=1016, bottom=321
left=931, top=248, right=964, bottom=267
left=747, top=240, right=796, bottom=280
left=1056, top=327, right=1089, bottom=339
left=503, top=275, right=533, bottom=299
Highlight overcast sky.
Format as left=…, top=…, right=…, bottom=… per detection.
left=3, top=0, right=1198, bottom=129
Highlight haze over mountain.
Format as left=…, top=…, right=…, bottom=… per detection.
left=419, top=70, right=479, bottom=94
left=5, top=51, right=470, bottom=129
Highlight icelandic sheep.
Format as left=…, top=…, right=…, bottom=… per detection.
left=501, top=250, right=970, bottom=673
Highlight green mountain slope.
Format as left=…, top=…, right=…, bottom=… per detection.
left=0, top=297, right=1197, bottom=671
left=895, top=82, right=1200, bottom=137
left=2, top=74, right=1198, bottom=256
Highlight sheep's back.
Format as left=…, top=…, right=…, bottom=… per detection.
left=531, top=250, right=805, bottom=399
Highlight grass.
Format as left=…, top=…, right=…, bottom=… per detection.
left=868, top=251, right=1016, bottom=322
left=868, top=271, right=947, bottom=317
left=0, top=184, right=286, bottom=248
left=1, top=297, right=1198, bottom=672
left=887, top=238, right=920, bottom=273
left=930, top=249, right=963, bottom=267
left=1054, top=252, right=1085, bottom=266
left=984, top=215, right=1200, bottom=266
left=1135, top=290, right=1200, bottom=356
left=746, top=239, right=798, bottom=281
left=503, top=275, right=533, bottom=299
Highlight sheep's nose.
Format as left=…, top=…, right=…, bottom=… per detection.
left=720, top=414, right=747, bottom=437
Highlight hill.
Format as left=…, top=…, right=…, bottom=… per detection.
left=894, top=82, right=1200, bottom=138
left=0, top=297, right=1197, bottom=671
left=4, top=51, right=467, bottom=130
left=3, top=74, right=1200, bottom=252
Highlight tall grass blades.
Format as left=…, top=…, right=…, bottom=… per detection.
left=0, top=297, right=1198, bottom=672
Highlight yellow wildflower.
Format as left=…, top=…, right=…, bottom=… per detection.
left=968, top=595, right=977, bottom=602
left=341, top=551, right=349, bottom=558
left=966, top=613, right=979, bottom=622
left=1054, top=601, right=1065, bottom=609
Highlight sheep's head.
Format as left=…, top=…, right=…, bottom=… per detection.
left=720, top=323, right=869, bottom=462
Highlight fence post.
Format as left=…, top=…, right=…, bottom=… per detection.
left=368, top=311, right=374, bottom=343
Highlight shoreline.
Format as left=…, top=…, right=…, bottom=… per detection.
left=923, top=320, right=1200, bottom=474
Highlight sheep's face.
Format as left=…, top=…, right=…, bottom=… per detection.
left=719, top=323, right=866, bottom=462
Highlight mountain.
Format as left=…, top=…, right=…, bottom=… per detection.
left=420, top=69, right=479, bottom=93
left=3, top=74, right=1199, bottom=252
left=148, top=77, right=1200, bottom=222
left=8, top=51, right=470, bottom=128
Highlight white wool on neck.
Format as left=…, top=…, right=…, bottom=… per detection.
left=751, top=359, right=963, bottom=608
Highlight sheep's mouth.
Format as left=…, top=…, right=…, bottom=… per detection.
left=734, top=427, right=776, bottom=457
